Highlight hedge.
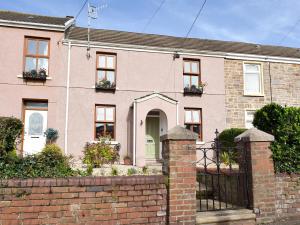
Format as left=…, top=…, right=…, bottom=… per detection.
left=253, top=103, right=300, bottom=173
left=0, top=117, right=23, bottom=155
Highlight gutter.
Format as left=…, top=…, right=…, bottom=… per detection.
left=64, top=41, right=71, bottom=154
left=63, top=39, right=300, bottom=65
left=133, top=101, right=137, bottom=166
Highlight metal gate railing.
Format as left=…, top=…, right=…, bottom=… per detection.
left=196, top=130, right=250, bottom=212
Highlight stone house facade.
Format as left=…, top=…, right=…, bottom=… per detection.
left=225, top=60, right=300, bottom=128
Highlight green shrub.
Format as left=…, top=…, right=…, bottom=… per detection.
left=44, top=128, right=59, bottom=144
left=83, top=141, right=119, bottom=168
left=0, top=144, right=84, bottom=179
left=253, top=103, right=300, bottom=173
left=0, top=117, right=23, bottom=155
left=217, top=128, right=246, bottom=164
left=111, top=166, right=118, bottom=176
left=218, top=128, right=247, bottom=148
left=127, top=168, right=137, bottom=176
left=253, top=103, right=285, bottom=136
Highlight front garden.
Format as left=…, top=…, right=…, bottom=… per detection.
left=0, top=117, right=156, bottom=179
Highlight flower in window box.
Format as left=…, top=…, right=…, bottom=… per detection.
left=95, top=79, right=116, bottom=90
left=23, top=68, right=47, bottom=80
left=184, top=82, right=206, bottom=95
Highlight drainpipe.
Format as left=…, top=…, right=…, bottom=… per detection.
left=176, top=102, right=179, bottom=125
left=64, top=41, right=71, bottom=154
left=133, top=101, right=137, bottom=166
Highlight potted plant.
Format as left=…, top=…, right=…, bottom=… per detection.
left=123, top=155, right=132, bottom=165
left=23, top=68, right=47, bottom=81
left=44, top=128, right=59, bottom=144
left=95, top=79, right=116, bottom=91
left=184, top=82, right=207, bottom=95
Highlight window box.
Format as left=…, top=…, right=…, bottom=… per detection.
left=95, top=80, right=116, bottom=92
left=22, top=69, right=47, bottom=81
left=184, top=85, right=204, bottom=96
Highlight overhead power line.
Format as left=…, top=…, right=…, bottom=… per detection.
left=184, top=0, right=207, bottom=39
left=278, top=17, right=300, bottom=45
left=142, top=0, right=166, bottom=32
left=75, top=0, right=89, bottom=19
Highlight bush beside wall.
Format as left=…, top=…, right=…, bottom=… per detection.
left=0, top=176, right=166, bottom=225
left=0, top=117, right=22, bottom=155
left=253, top=103, right=300, bottom=173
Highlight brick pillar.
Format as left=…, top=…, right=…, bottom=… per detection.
left=160, top=126, right=198, bottom=225
left=235, top=127, right=276, bottom=224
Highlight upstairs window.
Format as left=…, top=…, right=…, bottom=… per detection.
left=95, top=105, right=115, bottom=139
left=24, top=37, right=49, bottom=75
left=243, top=63, right=263, bottom=95
left=183, top=59, right=200, bottom=88
left=96, top=53, right=116, bottom=89
left=184, top=108, right=202, bottom=141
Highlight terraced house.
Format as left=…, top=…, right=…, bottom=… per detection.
left=1, top=10, right=300, bottom=166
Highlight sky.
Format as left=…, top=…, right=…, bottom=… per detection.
left=0, top=0, right=300, bottom=48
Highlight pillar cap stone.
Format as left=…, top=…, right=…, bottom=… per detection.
left=234, top=127, right=275, bottom=143
left=160, top=125, right=198, bottom=141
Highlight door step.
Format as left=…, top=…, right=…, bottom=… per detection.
left=196, top=209, right=256, bottom=224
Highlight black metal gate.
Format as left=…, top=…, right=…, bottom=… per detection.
left=196, top=130, right=250, bottom=212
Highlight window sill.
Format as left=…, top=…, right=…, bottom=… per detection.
left=243, top=93, right=264, bottom=97
left=89, top=140, right=119, bottom=145
left=196, top=141, right=205, bottom=145
left=17, top=75, right=52, bottom=80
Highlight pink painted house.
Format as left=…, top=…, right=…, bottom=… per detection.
left=0, top=11, right=226, bottom=166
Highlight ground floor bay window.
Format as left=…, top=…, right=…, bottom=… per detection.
left=95, top=105, right=115, bottom=139
left=184, top=108, right=202, bottom=141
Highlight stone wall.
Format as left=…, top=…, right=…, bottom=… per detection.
left=0, top=176, right=167, bottom=225
left=224, top=59, right=300, bottom=128
left=275, top=174, right=300, bottom=221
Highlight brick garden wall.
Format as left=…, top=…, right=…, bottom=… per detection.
left=275, top=174, right=300, bottom=221
left=0, top=176, right=167, bottom=225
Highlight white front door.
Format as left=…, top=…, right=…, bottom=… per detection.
left=23, top=109, right=48, bottom=155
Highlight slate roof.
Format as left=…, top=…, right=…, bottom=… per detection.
left=67, top=26, right=300, bottom=59
left=0, top=10, right=71, bottom=26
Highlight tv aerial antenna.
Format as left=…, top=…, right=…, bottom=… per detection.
left=86, top=1, right=107, bottom=59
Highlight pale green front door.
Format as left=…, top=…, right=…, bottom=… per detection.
left=145, top=117, right=159, bottom=160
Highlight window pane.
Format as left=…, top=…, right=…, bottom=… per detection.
left=183, top=75, right=190, bottom=88
left=184, top=62, right=190, bottom=73
left=106, top=71, right=115, bottom=83
left=38, top=41, right=48, bottom=56
left=95, top=123, right=105, bottom=138
left=25, top=102, right=48, bottom=109
left=96, top=107, right=105, bottom=121
left=106, top=123, right=114, bottom=138
left=25, top=57, right=36, bottom=72
left=99, top=56, right=106, bottom=68
left=37, top=58, right=48, bottom=74
left=185, top=110, right=192, bottom=123
left=184, top=124, right=191, bottom=130
left=192, top=125, right=200, bottom=135
left=245, top=73, right=260, bottom=93
left=191, top=76, right=199, bottom=86
left=191, top=62, right=198, bottom=73
left=28, top=112, right=43, bottom=135
left=107, top=56, right=114, bottom=68
left=27, top=40, right=37, bottom=55
left=97, top=70, right=105, bottom=81
left=105, top=108, right=114, bottom=121
left=245, top=64, right=260, bottom=73
left=192, top=110, right=200, bottom=123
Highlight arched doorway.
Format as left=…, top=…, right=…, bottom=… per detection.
left=145, top=109, right=168, bottom=163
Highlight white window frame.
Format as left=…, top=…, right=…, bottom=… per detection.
left=245, top=110, right=256, bottom=129
left=243, top=62, right=264, bottom=96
